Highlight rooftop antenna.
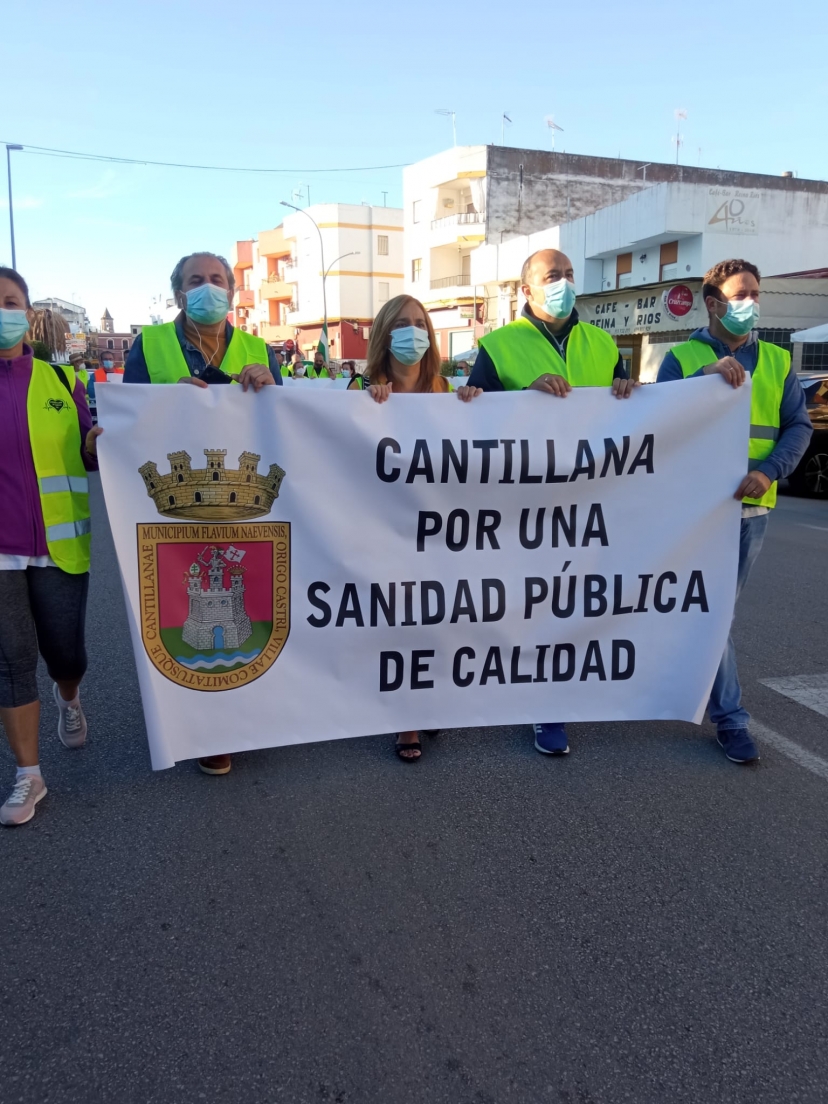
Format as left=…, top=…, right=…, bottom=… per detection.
left=673, top=109, right=687, bottom=165
left=501, top=112, right=512, bottom=145
left=435, top=109, right=457, bottom=147
left=545, top=116, right=564, bottom=151
left=381, top=190, right=388, bottom=206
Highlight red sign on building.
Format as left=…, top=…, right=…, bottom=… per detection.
left=662, top=285, right=694, bottom=320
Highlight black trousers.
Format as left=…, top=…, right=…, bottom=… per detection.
left=0, top=568, right=89, bottom=708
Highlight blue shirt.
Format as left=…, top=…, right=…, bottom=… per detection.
left=468, top=305, right=627, bottom=392
left=657, top=327, right=812, bottom=484
left=124, top=316, right=282, bottom=385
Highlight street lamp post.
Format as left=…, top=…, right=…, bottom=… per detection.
left=324, top=251, right=359, bottom=281
left=323, top=252, right=360, bottom=366
left=6, top=144, right=23, bottom=269
left=281, top=199, right=330, bottom=363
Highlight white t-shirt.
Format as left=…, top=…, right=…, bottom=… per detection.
left=0, top=554, right=58, bottom=571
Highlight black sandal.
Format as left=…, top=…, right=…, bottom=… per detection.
left=395, top=734, right=422, bottom=762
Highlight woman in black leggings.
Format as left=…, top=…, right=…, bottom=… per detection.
left=0, top=267, right=101, bottom=826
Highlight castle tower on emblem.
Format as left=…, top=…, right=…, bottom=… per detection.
left=182, top=546, right=253, bottom=651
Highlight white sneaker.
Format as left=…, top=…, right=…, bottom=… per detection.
left=0, top=775, right=47, bottom=826
left=53, top=683, right=87, bottom=748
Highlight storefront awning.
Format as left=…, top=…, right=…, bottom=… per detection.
left=791, top=323, right=828, bottom=343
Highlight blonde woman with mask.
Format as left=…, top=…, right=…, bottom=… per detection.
left=356, top=295, right=481, bottom=760
left=353, top=294, right=481, bottom=403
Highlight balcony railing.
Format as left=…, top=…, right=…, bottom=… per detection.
left=430, top=275, right=472, bottom=290
left=261, top=279, right=293, bottom=301
left=430, top=211, right=483, bottom=230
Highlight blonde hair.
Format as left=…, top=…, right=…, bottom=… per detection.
left=365, top=295, right=443, bottom=391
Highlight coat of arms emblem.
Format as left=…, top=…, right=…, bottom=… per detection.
left=136, top=448, right=289, bottom=690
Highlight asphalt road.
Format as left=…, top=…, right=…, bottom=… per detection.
left=2, top=480, right=827, bottom=1104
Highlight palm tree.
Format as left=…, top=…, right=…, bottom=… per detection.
left=30, top=308, right=69, bottom=359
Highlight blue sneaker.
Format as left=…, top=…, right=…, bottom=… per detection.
left=717, top=728, right=760, bottom=764
left=533, top=723, right=570, bottom=756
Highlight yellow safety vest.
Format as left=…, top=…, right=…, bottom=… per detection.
left=75, top=366, right=89, bottom=389
left=478, top=317, right=619, bottom=390
left=670, top=338, right=789, bottom=509
left=141, top=322, right=270, bottom=383
left=27, top=359, right=91, bottom=573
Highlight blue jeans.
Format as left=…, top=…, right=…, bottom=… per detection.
left=708, top=512, right=769, bottom=732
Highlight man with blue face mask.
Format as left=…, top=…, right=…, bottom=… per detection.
left=657, top=258, right=811, bottom=764
left=469, top=249, right=633, bottom=398
left=124, top=252, right=280, bottom=778
left=124, top=252, right=281, bottom=390
left=469, top=248, right=635, bottom=757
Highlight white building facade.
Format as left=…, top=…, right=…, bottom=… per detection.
left=231, top=204, right=403, bottom=361
left=32, top=297, right=91, bottom=335
left=404, top=145, right=828, bottom=366
left=471, top=178, right=828, bottom=379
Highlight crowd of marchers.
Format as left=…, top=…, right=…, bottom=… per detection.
left=0, top=245, right=812, bottom=823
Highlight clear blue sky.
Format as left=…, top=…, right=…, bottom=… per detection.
left=3, top=0, right=826, bottom=330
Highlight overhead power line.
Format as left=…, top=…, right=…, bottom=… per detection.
left=0, top=141, right=409, bottom=175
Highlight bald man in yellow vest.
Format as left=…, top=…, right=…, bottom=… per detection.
left=469, top=248, right=637, bottom=756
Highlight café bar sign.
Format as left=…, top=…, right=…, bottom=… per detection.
left=580, top=282, right=704, bottom=336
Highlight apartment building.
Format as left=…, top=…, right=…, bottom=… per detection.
left=404, top=144, right=828, bottom=360
left=471, top=176, right=828, bottom=379
left=32, top=296, right=92, bottom=335
left=231, top=204, right=403, bottom=359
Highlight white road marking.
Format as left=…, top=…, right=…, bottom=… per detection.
left=798, top=524, right=828, bottom=532
left=751, top=721, right=828, bottom=783
left=761, top=673, right=828, bottom=721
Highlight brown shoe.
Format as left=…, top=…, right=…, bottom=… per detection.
left=198, top=754, right=232, bottom=775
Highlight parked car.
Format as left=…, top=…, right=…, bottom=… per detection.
left=788, top=372, right=828, bottom=497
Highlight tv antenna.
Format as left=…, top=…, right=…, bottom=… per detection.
left=435, top=109, right=457, bottom=148
left=545, top=116, right=564, bottom=150
left=673, top=109, right=687, bottom=165
left=501, top=112, right=512, bottom=145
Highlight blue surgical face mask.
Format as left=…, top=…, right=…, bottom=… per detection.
left=390, top=325, right=432, bottom=366
left=184, top=284, right=230, bottom=325
left=0, top=308, right=30, bottom=350
left=532, top=278, right=576, bottom=320
left=720, top=297, right=759, bottom=336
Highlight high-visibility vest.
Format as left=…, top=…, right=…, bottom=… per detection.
left=27, top=359, right=91, bottom=573
left=478, top=316, right=618, bottom=390
left=75, top=366, right=89, bottom=389
left=670, top=338, right=789, bottom=508
left=280, top=365, right=292, bottom=378
left=141, top=322, right=269, bottom=383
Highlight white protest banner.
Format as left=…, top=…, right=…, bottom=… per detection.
left=96, top=379, right=750, bottom=769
